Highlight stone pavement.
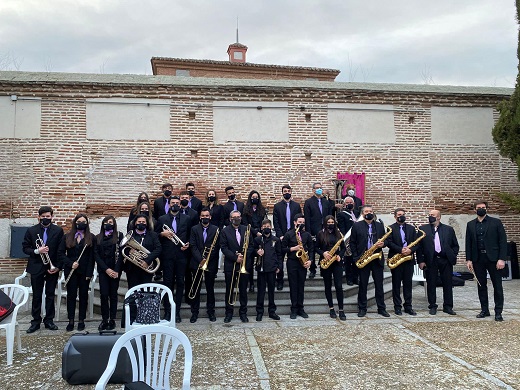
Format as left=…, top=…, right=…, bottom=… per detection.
left=1, top=275, right=519, bottom=390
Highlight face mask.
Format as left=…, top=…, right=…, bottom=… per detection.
left=136, top=223, right=146, bottom=231
left=138, top=197, right=147, bottom=204
left=180, top=199, right=189, bottom=207
left=262, top=227, right=271, bottom=236
left=40, top=218, right=52, bottom=226
left=140, top=209, right=149, bottom=214
left=228, top=194, right=236, bottom=201
left=208, top=196, right=216, bottom=202
left=283, top=193, right=292, bottom=200
left=315, top=188, right=323, bottom=196
left=346, top=204, right=354, bottom=210
left=231, top=218, right=241, bottom=226
left=188, top=190, right=195, bottom=197
left=428, top=216, right=437, bottom=224
left=104, top=223, right=114, bottom=231
left=164, top=190, right=172, bottom=197
left=476, top=208, right=487, bottom=217
left=397, top=215, right=406, bottom=223
left=327, top=224, right=335, bottom=230
left=171, top=205, right=181, bottom=213
left=201, top=217, right=210, bottom=225
left=295, top=224, right=303, bottom=231
left=76, top=222, right=87, bottom=231
left=251, top=198, right=259, bottom=205
left=364, top=213, right=374, bottom=221
left=347, top=189, right=355, bottom=197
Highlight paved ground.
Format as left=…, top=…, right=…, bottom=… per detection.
left=1, top=274, right=519, bottom=390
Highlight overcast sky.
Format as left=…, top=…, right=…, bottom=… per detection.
left=0, top=0, right=517, bottom=87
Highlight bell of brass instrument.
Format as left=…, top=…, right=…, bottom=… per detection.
left=387, top=225, right=426, bottom=269
left=162, top=224, right=186, bottom=247
left=295, top=225, right=310, bottom=267
left=320, top=233, right=344, bottom=270
left=188, top=228, right=220, bottom=300
left=228, top=224, right=250, bottom=306
left=120, top=231, right=160, bottom=274
left=36, top=233, right=57, bottom=272
left=355, top=222, right=392, bottom=269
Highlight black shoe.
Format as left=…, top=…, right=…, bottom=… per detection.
left=66, top=322, right=74, bottom=332
left=224, top=316, right=232, bottom=323
left=208, top=313, right=217, bottom=322
left=309, top=272, right=316, bottom=279
left=190, top=314, right=198, bottom=323
left=290, top=312, right=297, bottom=319
left=405, top=309, right=417, bottom=316
left=107, top=320, right=116, bottom=330
left=394, top=309, right=402, bottom=316
left=495, top=314, right=504, bottom=322
left=429, top=308, right=437, bottom=315
left=77, top=322, right=85, bottom=331
left=44, top=321, right=58, bottom=330
left=26, top=324, right=40, bottom=334
left=256, top=314, right=263, bottom=321
left=378, top=309, right=390, bottom=317
left=298, top=310, right=309, bottom=319
left=330, top=309, right=337, bottom=319
left=98, top=321, right=108, bottom=331
left=269, top=313, right=280, bottom=320
left=357, top=310, right=366, bottom=317
left=338, top=311, right=346, bottom=321
left=443, top=308, right=456, bottom=315
left=240, top=315, right=249, bottom=323
left=476, top=310, right=491, bottom=318
left=346, top=280, right=354, bottom=286
left=163, top=310, right=171, bottom=321
left=276, top=282, right=284, bottom=291
left=176, top=314, right=182, bottom=323
left=249, top=286, right=255, bottom=293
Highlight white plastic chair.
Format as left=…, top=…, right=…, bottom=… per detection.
left=14, top=270, right=45, bottom=315
left=124, top=283, right=176, bottom=332
left=412, top=263, right=427, bottom=297
left=0, top=284, right=29, bottom=365
left=95, top=325, right=192, bottom=390
left=57, top=267, right=98, bottom=320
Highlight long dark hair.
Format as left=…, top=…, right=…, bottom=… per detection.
left=323, top=215, right=342, bottom=241
left=65, top=213, right=93, bottom=248
left=244, top=190, right=266, bottom=217
left=97, top=215, right=119, bottom=245
left=130, top=192, right=150, bottom=216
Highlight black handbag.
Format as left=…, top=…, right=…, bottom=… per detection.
left=0, top=290, right=15, bottom=323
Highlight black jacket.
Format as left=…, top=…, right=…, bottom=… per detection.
left=190, top=223, right=220, bottom=273
left=417, top=223, right=459, bottom=266
left=22, top=223, right=64, bottom=275
left=386, top=222, right=419, bottom=261
left=156, top=213, right=191, bottom=258
left=349, top=220, right=386, bottom=266
left=244, top=208, right=268, bottom=237
left=122, top=230, right=162, bottom=271
left=95, top=231, right=124, bottom=273
left=282, top=228, right=314, bottom=262
left=273, top=200, right=302, bottom=238
left=153, top=196, right=170, bottom=220
left=207, top=204, right=225, bottom=229
left=316, top=229, right=346, bottom=260
left=222, top=200, right=245, bottom=226
left=220, top=224, right=254, bottom=273
left=188, top=196, right=203, bottom=214
left=180, top=207, right=199, bottom=229
left=253, top=234, right=283, bottom=272
left=465, top=215, right=507, bottom=263
left=58, top=233, right=96, bottom=278
left=336, top=210, right=358, bottom=235
left=304, top=196, right=331, bottom=236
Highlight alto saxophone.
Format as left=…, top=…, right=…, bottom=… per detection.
left=355, top=224, right=393, bottom=269
left=320, top=233, right=344, bottom=270
left=387, top=226, right=426, bottom=269
left=295, top=225, right=310, bottom=267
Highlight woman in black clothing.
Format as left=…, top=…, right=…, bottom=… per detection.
left=204, top=189, right=225, bottom=229
left=95, top=215, right=123, bottom=331
left=316, top=215, right=347, bottom=321
left=127, top=192, right=150, bottom=229
left=58, top=213, right=96, bottom=331
left=127, top=200, right=155, bottom=232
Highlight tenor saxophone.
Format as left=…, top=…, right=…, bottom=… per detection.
left=319, top=233, right=344, bottom=270
left=295, top=225, right=310, bottom=267
left=387, top=226, right=426, bottom=269
left=355, top=224, right=392, bottom=269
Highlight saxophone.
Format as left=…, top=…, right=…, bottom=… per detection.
left=355, top=224, right=392, bottom=269
left=387, top=226, right=426, bottom=269
left=320, top=233, right=344, bottom=270
left=294, top=225, right=310, bottom=267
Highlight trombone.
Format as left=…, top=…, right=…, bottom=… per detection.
left=36, top=234, right=57, bottom=272
left=188, top=228, right=219, bottom=300
left=162, top=224, right=186, bottom=247
left=228, top=224, right=250, bottom=306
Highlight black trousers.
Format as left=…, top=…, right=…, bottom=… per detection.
left=190, top=269, right=216, bottom=315
left=322, top=261, right=344, bottom=310
left=125, top=266, right=153, bottom=290
left=66, top=271, right=89, bottom=322
left=390, top=260, right=413, bottom=310
left=30, top=270, right=59, bottom=326
left=287, top=258, right=306, bottom=313
left=344, top=255, right=358, bottom=283
left=309, top=249, right=317, bottom=274
left=425, top=257, right=453, bottom=310
left=358, top=260, right=385, bottom=311
left=163, top=256, right=187, bottom=315
left=256, top=271, right=277, bottom=315
left=276, top=256, right=285, bottom=283
left=473, top=253, right=504, bottom=314
left=225, top=270, right=249, bottom=317
left=98, top=271, right=120, bottom=320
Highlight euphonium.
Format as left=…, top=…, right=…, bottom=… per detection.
left=320, top=233, right=344, bottom=270
left=228, top=224, right=250, bottom=306
left=36, top=234, right=57, bottom=272
left=188, top=228, right=219, bottom=300
left=295, top=225, right=310, bottom=267
left=387, top=226, right=426, bottom=269
left=120, top=231, right=160, bottom=274
left=355, top=223, right=393, bottom=269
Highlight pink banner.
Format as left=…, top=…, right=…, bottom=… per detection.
left=337, top=172, right=366, bottom=204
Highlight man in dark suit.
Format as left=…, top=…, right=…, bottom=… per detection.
left=222, top=186, right=245, bottom=226
left=22, top=206, right=64, bottom=333
left=156, top=196, right=191, bottom=323
left=386, top=208, right=419, bottom=316
left=304, top=182, right=331, bottom=278
left=337, top=196, right=360, bottom=285
left=186, top=182, right=203, bottom=215
left=349, top=205, right=389, bottom=317
left=345, top=183, right=363, bottom=215
left=179, top=191, right=199, bottom=306
left=220, top=210, right=254, bottom=323
left=465, top=201, right=508, bottom=321
left=152, top=183, right=173, bottom=220
left=417, top=209, right=460, bottom=315
left=189, top=208, right=220, bottom=323
left=272, top=184, right=302, bottom=290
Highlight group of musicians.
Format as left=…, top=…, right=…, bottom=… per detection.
left=21, top=181, right=509, bottom=333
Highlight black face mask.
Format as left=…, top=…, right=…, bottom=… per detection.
left=251, top=198, right=259, bottom=205
left=104, top=223, right=114, bottom=231
left=262, top=227, right=271, bottom=236
left=208, top=196, right=216, bottom=202
left=76, top=222, right=88, bottom=231
left=187, top=190, right=195, bottom=197
left=40, top=218, right=52, bottom=226
left=136, top=223, right=146, bottom=231
left=283, top=193, right=292, bottom=200
left=228, top=194, right=236, bottom=201
left=397, top=215, right=406, bottom=223
left=138, top=197, right=147, bottom=204
left=164, top=190, right=172, bottom=197
left=231, top=218, right=241, bottom=226
left=327, top=224, right=335, bottom=231
left=171, top=205, right=181, bottom=213
left=180, top=199, right=189, bottom=207
left=346, top=204, right=354, bottom=210
left=295, top=224, right=304, bottom=231
left=201, top=217, right=210, bottom=225
left=428, top=216, right=437, bottom=224
left=476, top=208, right=487, bottom=217
left=364, top=213, right=374, bottom=221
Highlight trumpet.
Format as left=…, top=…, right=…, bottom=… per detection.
left=162, top=224, right=186, bottom=247
left=36, top=234, right=57, bottom=272
left=188, top=228, right=219, bottom=300
left=228, top=224, right=250, bottom=306
left=120, top=231, right=161, bottom=274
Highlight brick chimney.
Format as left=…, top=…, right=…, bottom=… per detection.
left=227, top=42, right=248, bottom=63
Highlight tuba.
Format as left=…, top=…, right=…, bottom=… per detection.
left=319, top=233, right=344, bottom=270
left=228, top=224, right=250, bottom=306
left=188, top=228, right=219, bottom=300
left=387, top=225, right=426, bottom=269
left=295, top=225, right=310, bottom=267
left=120, top=231, right=160, bottom=274
left=355, top=221, right=392, bottom=269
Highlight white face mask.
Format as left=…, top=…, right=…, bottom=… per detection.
left=347, top=189, right=355, bottom=197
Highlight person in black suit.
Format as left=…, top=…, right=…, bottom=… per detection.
left=417, top=209, right=460, bottom=315
left=345, top=183, right=363, bottom=215
left=323, top=189, right=338, bottom=219
left=188, top=208, right=220, bottom=323
left=222, top=186, right=245, bottom=226
left=156, top=196, right=191, bottom=323
left=179, top=191, right=199, bottom=305
left=205, top=189, right=225, bottom=229
left=282, top=213, right=312, bottom=319
left=186, top=182, right=203, bottom=215
left=253, top=219, right=282, bottom=321
left=304, top=182, right=331, bottom=278
left=127, top=201, right=157, bottom=232
left=22, top=206, right=64, bottom=333
left=337, top=196, right=360, bottom=286
left=152, top=183, right=173, bottom=220
left=95, top=215, right=123, bottom=331
left=465, top=201, right=508, bottom=321
left=127, top=192, right=150, bottom=231
left=220, top=210, right=254, bottom=323
left=349, top=205, right=389, bottom=317
left=58, top=213, right=96, bottom=331
left=273, top=184, right=302, bottom=290
left=386, top=208, right=418, bottom=316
